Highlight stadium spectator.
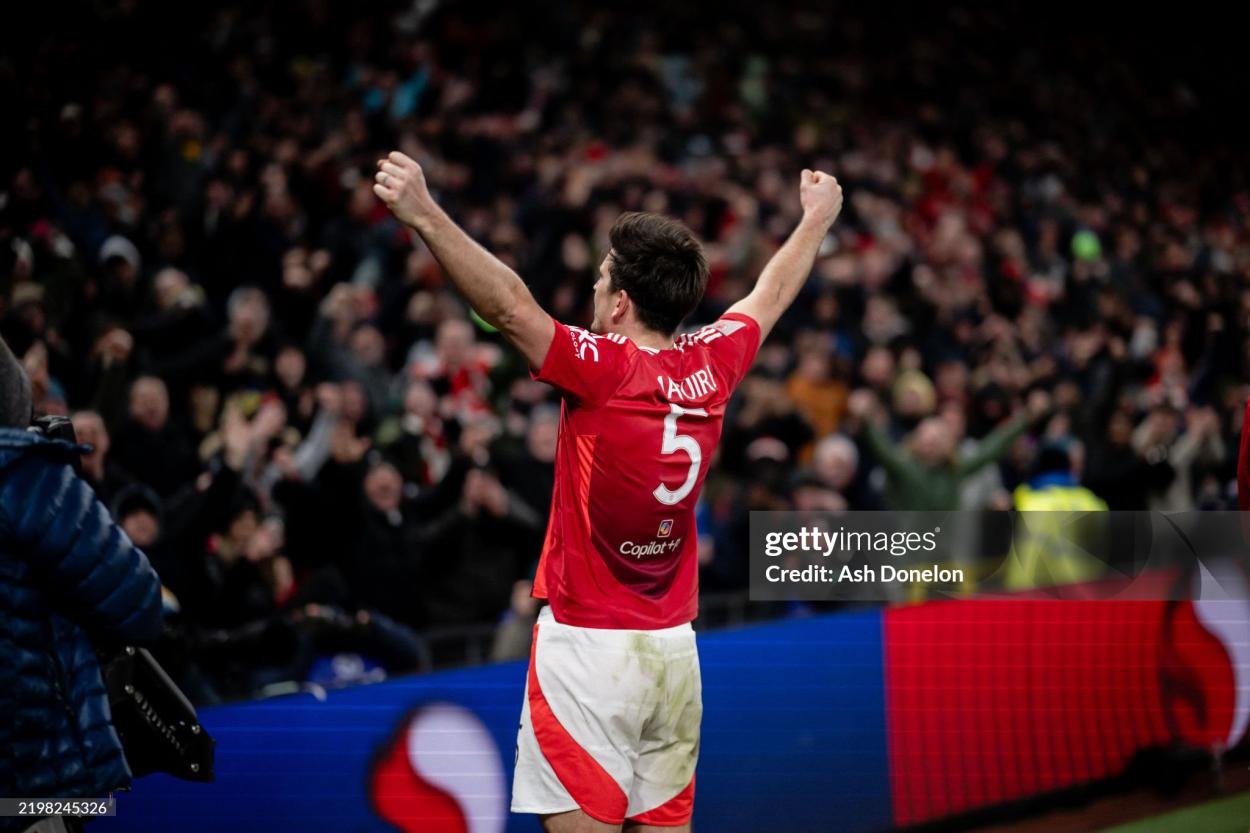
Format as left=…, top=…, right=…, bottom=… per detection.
left=418, top=466, right=545, bottom=627
left=1007, top=444, right=1109, bottom=591
left=114, top=376, right=199, bottom=496
left=70, top=409, right=134, bottom=505
left=848, top=388, right=1049, bottom=511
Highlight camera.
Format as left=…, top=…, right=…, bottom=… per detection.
left=27, top=413, right=215, bottom=782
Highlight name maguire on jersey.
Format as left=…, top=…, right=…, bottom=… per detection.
left=529, top=313, right=761, bottom=630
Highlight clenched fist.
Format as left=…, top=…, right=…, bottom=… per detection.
left=373, top=151, right=436, bottom=228
left=799, top=169, right=843, bottom=229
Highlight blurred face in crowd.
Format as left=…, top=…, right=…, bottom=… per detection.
left=739, top=374, right=790, bottom=419
left=795, top=350, right=831, bottom=383
left=436, top=319, right=474, bottom=371
left=1148, top=407, right=1180, bottom=443
left=1054, top=380, right=1082, bottom=412
left=351, top=325, right=386, bottom=368
left=861, top=346, right=895, bottom=392
left=153, top=268, right=190, bottom=310
left=226, top=509, right=259, bottom=554
left=275, top=347, right=306, bottom=391
left=939, top=402, right=966, bottom=445
left=812, top=435, right=858, bottom=491
left=228, top=288, right=270, bottom=346
left=1068, top=440, right=1087, bottom=478
left=122, top=509, right=159, bottom=548
left=812, top=293, right=838, bottom=326
left=71, top=410, right=109, bottom=467
left=341, top=381, right=368, bottom=424
left=404, top=380, right=437, bottom=419
left=459, top=413, right=499, bottom=458
left=793, top=484, right=847, bottom=512
left=129, top=376, right=169, bottom=432
left=526, top=409, right=560, bottom=464
left=348, top=180, right=375, bottom=221
left=912, top=417, right=955, bottom=467
left=365, top=462, right=403, bottom=514
left=189, top=384, right=221, bottom=436
left=104, top=254, right=136, bottom=288
left=282, top=247, right=311, bottom=290
left=1108, top=411, right=1133, bottom=447
left=245, top=517, right=285, bottom=562
left=935, top=361, right=969, bottom=403
left=464, top=467, right=510, bottom=516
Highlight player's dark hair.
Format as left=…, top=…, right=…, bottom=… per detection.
left=607, top=212, right=709, bottom=336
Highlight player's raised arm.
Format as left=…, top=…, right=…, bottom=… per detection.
left=373, top=151, right=555, bottom=369
left=727, top=169, right=844, bottom=340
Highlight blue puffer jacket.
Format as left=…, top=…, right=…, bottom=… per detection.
left=0, top=429, right=162, bottom=810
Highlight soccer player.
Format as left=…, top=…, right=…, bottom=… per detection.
left=374, top=151, right=843, bottom=833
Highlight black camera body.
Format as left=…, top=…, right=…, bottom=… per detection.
left=27, top=415, right=86, bottom=481
left=28, top=414, right=79, bottom=448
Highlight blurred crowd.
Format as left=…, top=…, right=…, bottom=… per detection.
left=3, top=1, right=1249, bottom=701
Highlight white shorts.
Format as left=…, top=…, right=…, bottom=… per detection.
left=511, top=607, right=701, bottom=826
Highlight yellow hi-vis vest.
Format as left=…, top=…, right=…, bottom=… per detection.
left=1005, top=483, right=1109, bottom=591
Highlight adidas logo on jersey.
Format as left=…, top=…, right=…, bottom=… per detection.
left=676, top=318, right=747, bottom=347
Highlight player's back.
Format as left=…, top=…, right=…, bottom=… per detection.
left=531, top=313, right=761, bottom=629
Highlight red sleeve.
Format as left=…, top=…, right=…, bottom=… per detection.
left=1238, top=398, right=1250, bottom=510
left=679, top=312, right=762, bottom=391
left=531, top=321, right=632, bottom=407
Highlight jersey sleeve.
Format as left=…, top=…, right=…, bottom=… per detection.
left=683, top=312, right=762, bottom=391
left=531, top=321, right=633, bottom=407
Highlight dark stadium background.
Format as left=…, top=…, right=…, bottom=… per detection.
left=3, top=2, right=1250, bottom=831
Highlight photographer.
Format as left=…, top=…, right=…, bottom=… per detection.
left=0, top=337, right=163, bottom=833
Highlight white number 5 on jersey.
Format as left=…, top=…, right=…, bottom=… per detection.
left=653, top=403, right=708, bottom=505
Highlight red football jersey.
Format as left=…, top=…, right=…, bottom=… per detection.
left=530, top=312, right=761, bottom=629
